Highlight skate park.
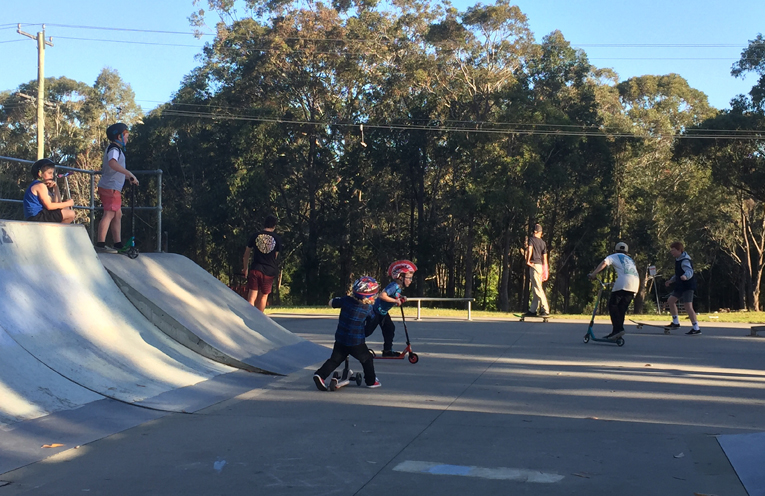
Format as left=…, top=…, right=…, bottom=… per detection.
left=0, top=220, right=761, bottom=495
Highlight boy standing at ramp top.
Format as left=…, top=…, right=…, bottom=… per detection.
left=665, top=241, right=701, bottom=335
left=314, top=277, right=381, bottom=390
left=96, top=123, right=139, bottom=253
left=366, top=260, right=417, bottom=357
left=242, top=214, right=281, bottom=312
left=23, top=159, right=75, bottom=224
left=588, top=242, right=640, bottom=340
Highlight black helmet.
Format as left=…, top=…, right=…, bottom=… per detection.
left=30, top=158, right=56, bottom=180
left=106, top=123, right=128, bottom=141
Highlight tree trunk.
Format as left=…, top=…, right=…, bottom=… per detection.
left=499, top=224, right=511, bottom=312
left=464, top=220, right=475, bottom=299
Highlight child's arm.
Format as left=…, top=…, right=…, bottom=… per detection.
left=108, top=158, right=139, bottom=185
left=379, top=291, right=404, bottom=306
left=242, top=246, right=251, bottom=275
left=32, top=183, right=73, bottom=211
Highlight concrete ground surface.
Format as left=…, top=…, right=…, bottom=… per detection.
left=1, top=317, right=763, bottom=496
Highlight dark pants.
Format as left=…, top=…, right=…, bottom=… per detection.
left=365, top=312, right=396, bottom=351
left=315, top=342, right=376, bottom=386
left=609, top=290, right=635, bottom=333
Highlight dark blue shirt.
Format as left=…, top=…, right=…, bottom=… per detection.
left=332, top=296, right=373, bottom=346
left=23, top=180, right=49, bottom=219
left=372, top=281, right=402, bottom=316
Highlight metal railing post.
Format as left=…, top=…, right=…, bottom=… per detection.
left=156, top=170, right=163, bottom=252
left=468, top=301, right=472, bottom=321
left=417, top=300, right=422, bottom=321
left=89, top=172, right=95, bottom=242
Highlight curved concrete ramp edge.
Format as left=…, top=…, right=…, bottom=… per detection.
left=99, top=252, right=328, bottom=375
left=0, top=221, right=237, bottom=414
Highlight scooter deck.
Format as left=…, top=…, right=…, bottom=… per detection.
left=513, top=313, right=550, bottom=323
left=629, top=319, right=672, bottom=334
left=329, top=371, right=362, bottom=391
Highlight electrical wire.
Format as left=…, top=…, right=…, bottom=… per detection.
left=54, top=36, right=204, bottom=48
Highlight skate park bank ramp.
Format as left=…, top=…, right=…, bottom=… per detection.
left=99, top=252, right=328, bottom=375
left=0, top=221, right=276, bottom=474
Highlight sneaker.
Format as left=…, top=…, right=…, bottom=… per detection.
left=366, top=378, right=381, bottom=388
left=382, top=350, right=401, bottom=357
left=686, top=329, right=702, bottom=335
left=523, top=311, right=537, bottom=317
left=313, top=374, right=328, bottom=391
left=666, top=322, right=681, bottom=329
left=95, top=245, right=118, bottom=254
left=539, top=311, right=550, bottom=317
left=603, top=330, right=626, bottom=340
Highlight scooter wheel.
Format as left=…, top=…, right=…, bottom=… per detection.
left=408, top=353, right=419, bottom=364
left=332, top=371, right=340, bottom=380
left=354, top=372, right=363, bottom=386
left=127, top=247, right=139, bottom=259
left=583, top=334, right=590, bottom=343
left=616, top=338, right=625, bottom=347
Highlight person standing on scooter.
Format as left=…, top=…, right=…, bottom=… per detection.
left=524, top=224, right=550, bottom=317
left=96, top=123, right=139, bottom=253
left=366, top=260, right=417, bottom=357
left=588, top=242, right=640, bottom=340
left=313, top=277, right=381, bottom=390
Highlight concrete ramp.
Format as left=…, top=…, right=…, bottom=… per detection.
left=0, top=221, right=236, bottom=415
left=0, top=321, right=101, bottom=429
left=100, top=253, right=327, bottom=375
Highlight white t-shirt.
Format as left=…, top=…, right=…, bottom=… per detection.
left=604, top=253, right=640, bottom=293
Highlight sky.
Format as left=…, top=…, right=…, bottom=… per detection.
left=1, top=0, right=763, bottom=112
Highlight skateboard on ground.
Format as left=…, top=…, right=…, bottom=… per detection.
left=328, top=357, right=363, bottom=391
left=629, top=319, right=672, bottom=334
left=514, top=313, right=550, bottom=323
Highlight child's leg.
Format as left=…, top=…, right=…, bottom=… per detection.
left=314, top=343, right=348, bottom=379
left=685, top=300, right=699, bottom=326
left=381, top=313, right=396, bottom=351
left=61, top=208, right=75, bottom=224
left=110, top=208, right=123, bottom=244
left=350, top=343, right=377, bottom=386
left=97, top=211, right=115, bottom=243
left=667, top=294, right=680, bottom=323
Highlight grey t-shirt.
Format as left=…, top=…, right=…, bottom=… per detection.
left=98, top=145, right=127, bottom=191
left=528, top=236, right=547, bottom=264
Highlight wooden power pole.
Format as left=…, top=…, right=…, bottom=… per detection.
left=17, top=24, right=53, bottom=160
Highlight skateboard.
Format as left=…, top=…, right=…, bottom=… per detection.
left=514, top=313, right=550, bottom=323
left=328, top=359, right=363, bottom=391
left=629, top=319, right=672, bottom=334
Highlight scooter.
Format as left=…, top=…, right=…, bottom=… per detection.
left=117, top=183, right=139, bottom=259
left=583, top=278, right=625, bottom=347
left=328, top=357, right=364, bottom=391
left=370, top=305, right=419, bottom=363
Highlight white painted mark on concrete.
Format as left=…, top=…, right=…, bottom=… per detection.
left=213, top=460, right=227, bottom=474
left=393, top=461, right=564, bottom=483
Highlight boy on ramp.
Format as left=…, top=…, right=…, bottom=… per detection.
left=313, top=277, right=381, bottom=391
left=23, top=159, right=75, bottom=224
left=366, top=260, right=417, bottom=357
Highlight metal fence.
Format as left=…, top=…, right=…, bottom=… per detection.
left=0, top=155, right=164, bottom=252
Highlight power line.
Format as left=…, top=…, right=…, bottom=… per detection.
left=157, top=109, right=764, bottom=140
left=54, top=36, right=204, bottom=48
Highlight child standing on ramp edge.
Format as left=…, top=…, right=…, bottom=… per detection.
left=366, top=260, right=417, bottom=356
left=313, top=277, right=381, bottom=391
left=96, top=123, right=139, bottom=253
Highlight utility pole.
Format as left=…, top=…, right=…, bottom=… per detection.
left=17, top=24, right=53, bottom=160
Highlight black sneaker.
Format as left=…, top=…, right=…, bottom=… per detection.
left=603, top=330, right=626, bottom=340
left=686, top=329, right=701, bottom=335
left=382, top=350, right=401, bottom=357
left=523, top=311, right=537, bottom=317
left=313, top=374, right=328, bottom=391
left=666, top=322, right=681, bottom=329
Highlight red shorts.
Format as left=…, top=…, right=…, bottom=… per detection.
left=98, top=187, right=122, bottom=212
left=247, top=269, right=275, bottom=294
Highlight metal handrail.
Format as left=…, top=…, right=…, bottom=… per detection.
left=0, top=155, right=163, bottom=252
left=405, top=297, right=476, bottom=321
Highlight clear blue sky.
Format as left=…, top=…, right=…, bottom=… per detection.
left=1, top=0, right=763, bottom=112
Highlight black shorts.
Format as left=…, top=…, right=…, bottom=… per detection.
left=27, top=209, right=63, bottom=223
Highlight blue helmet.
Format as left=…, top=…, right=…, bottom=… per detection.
left=106, top=123, right=128, bottom=141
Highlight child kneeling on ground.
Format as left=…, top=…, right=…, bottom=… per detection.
left=313, top=277, right=381, bottom=390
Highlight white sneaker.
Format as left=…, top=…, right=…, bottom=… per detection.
left=95, top=245, right=118, bottom=254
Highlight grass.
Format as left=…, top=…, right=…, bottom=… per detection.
left=264, top=306, right=765, bottom=324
